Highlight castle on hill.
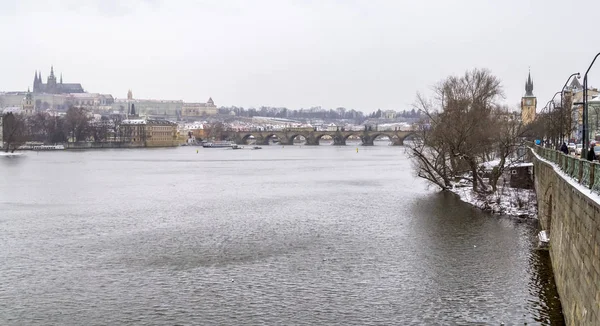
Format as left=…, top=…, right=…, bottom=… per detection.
left=33, top=66, right=84, bottom=94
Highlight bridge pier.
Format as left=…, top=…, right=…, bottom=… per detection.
left=278, top=138, right=294, bottom=146
left=361, top=134, right=374, bottom=146
left=305, top=136, right=319, bottom=146
left=391, top=138, right=404, bottom=146
left=332, top=133, right=346, bottom=146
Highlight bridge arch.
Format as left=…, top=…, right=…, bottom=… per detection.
left=288, top=134, right=308, bottom=145
left=240, top=134, right=255, bottom=144
left=542, top=182, right=554, bottom=236
left=402, top=132, right=417, bottom=141
left=315, top=133, right=334, bottom=145
left=343, top=133, right=362, bottom=141
left=371, top=133, right=392, bottom=145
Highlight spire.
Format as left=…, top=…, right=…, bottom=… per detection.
left=525, top=69, right=534, bottom=97
left=60, top=73, right=63, bottom=84
left=50, top=65, right=55, bottom=78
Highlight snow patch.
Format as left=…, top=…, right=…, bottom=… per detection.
left=451, top=185, right=537, bottom=218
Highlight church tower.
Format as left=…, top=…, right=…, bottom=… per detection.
left=521, top=70, right=537, bottom=124
left=22, top=88, right=34, bottom=115
left=47, top=65, right=57, bottom=93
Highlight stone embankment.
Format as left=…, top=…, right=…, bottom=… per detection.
left=531, top=146, right=600, bottom=326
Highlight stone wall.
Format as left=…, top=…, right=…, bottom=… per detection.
left=533, top=149, right=600, bottom=326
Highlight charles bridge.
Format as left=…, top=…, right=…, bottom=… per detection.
left=223, top=129, right=415, bottom=146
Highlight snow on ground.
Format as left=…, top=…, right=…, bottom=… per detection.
left=451, top=185, right=537, bottom=218
left=530, top=148, right=600, bottom=205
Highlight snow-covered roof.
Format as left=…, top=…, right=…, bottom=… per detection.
left=2, top=107, right=22, bottom=114
left=481, top=160, right=533, bottom=170
left=122, top=119, right=146, bottom=125
left=589, top=95, right=600, bottom=104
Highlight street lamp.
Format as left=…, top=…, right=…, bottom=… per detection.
left=559, top=73, right=581, bottom=144
left=582, top=52, right=600, bottom=158
left=561, top=73, right=581, bottom=109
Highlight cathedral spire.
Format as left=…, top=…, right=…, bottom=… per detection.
left=60, top=73, right=63, bottom=84
left=50, top=65, right=55, bottom=78
left=525, top=69, right=534, bottom=97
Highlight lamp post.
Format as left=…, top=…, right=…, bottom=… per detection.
left=548, top=92, right=562, bottom=147
left=561, top=73, right=581, bottom=109
left=582, top=52, right=600, bottom=159
left=560, top=73, right=581, bottom=143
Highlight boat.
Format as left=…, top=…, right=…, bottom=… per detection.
left=202, top=141, right=235, bottom=148
left=34, top=144, right=65, bottom=150
left=19, top=144, right=65, bottom=150
left=252, top=146, right=262, bottom=150
left=0, top=152, right=24, bottom=157
left=231, top=145, right=243, bottom=150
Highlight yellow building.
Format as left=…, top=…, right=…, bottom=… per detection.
left=521, top=71, right=536, bottom=124
left=181, top=98, right=217, bottom=118
left=120, top=119, right=178, bottom=147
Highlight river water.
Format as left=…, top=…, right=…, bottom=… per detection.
left=0, top=145, right=564, bottom=325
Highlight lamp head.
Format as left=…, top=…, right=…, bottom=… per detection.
left=576, top=72, right=581, bottom=79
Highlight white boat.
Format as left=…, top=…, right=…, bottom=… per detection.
left=202, top=141, right=235, bottom=148
left=33, top=145, right=65, bottom=150
left=19, top=144, right=65, bottom=150
left=0, top=152, right=24, bottom=157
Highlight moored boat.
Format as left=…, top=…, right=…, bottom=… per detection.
left=202, top=141, right=235, bottom=148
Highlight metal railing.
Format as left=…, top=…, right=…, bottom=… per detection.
left=532, top=145, right=600, bottom=193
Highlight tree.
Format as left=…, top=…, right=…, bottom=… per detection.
left=108, top=113, right=124, bottom=142
left=2, top=113, right=27, bottom=153
left=64, top=107, right=91, bottom=142
left=407, top=68, right=509, bottom=193
left=205, top=122, right=225, bottom=140
left=90, top=116, right=110, bottom=142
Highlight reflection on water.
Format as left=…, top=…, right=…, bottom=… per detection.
left=0, top=146, right=563, bottom=325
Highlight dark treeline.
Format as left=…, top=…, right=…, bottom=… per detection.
left=218, top=106, right=421, bottom=123
left=2, top=107, right=122, bottom=152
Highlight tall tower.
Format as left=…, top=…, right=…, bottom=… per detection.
left=33, top=71, right=39, bottom=92
left=521, top=70, right=537, bottom=124
left=47, top=65, right=57, bottom=93
left=22, top=88, right=34, bottom=115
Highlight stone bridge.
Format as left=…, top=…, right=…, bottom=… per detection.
left=223, top=129, right=415, bottom=146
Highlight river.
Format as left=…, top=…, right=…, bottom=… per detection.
left=0, top=145, right=564, bottom=325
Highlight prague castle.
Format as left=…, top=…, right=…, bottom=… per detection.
left=33, top=66, right=84, bottom=94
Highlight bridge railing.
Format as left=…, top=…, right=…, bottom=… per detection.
left=532, top=145, right=600, bottom=192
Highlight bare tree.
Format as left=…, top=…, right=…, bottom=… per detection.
left=90, top=116, right=110, bottom=142
left=2, top=113, right=27, bottom=153
left=205, top=122, right=225, bottom=140
left=407, top=68, right=508, bottom=193
left=64, top=107, right=91, bottom=142
left=108, top=113, right=124, bottom=142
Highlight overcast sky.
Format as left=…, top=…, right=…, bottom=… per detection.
left=1, top=0, right=599, bottom=112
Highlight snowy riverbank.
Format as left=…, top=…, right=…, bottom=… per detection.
left=450, top=186, right=537, bottom=219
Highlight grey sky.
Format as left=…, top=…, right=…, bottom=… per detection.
left=1, top=0, right=599, bottom=112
